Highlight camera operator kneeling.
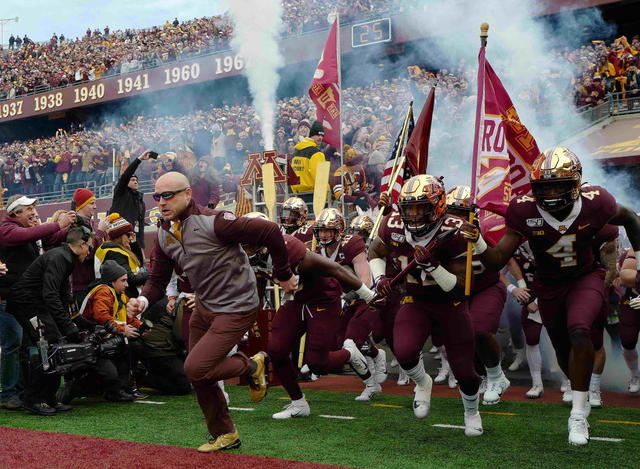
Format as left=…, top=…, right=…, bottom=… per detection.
left=60, top=260, right=142, bottom=404
left=10, top=227, right=91, bottom=416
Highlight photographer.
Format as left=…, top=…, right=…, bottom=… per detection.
left=58, top=260, right=140, bottom=404
left=0, top=195, right=74, bottom=411
left=10, top=227, right=90, bottom=416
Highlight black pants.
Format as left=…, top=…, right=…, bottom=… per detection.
left=12, top=311, right=61, bottom=406
left=141, top=355, right=191, bottom=395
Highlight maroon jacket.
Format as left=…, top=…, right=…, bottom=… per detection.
left=190, top=177, right=221, bottom=207
left=0, top=216, right=70, bottom=298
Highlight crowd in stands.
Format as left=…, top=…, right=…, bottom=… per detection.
left=570, top=35, right=640, bottom=107
left=0, top=0, right=409, bottom=100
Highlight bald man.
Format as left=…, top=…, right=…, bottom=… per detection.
left=128, top=172, right=298, bottom=452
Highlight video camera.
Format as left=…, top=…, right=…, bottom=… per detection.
left=31, top=319, right=128, bottom=376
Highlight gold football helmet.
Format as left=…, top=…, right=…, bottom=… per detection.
left=446, top=185, right=472, bottom=217
left=348, top=215, right=374, bottom=238
left=530, top=146, right=582, bottom=212
left=280, top=197, right=309, bottom=233
left=314, top=208, right=346, bottom=246
left=242, top=211, right=270, bottom=262
left=398, top=174, right=446, bottom=237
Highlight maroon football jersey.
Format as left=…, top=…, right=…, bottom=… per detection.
left=379, top=212, right=467, bottom=303
left=293, top=223, right=314, bottom=248
left=444, top=214, right=500, bottom=293
left=316, top=234, right=366, bottom=268
left=505, top=186, right=617, bottom=284
left=283, top=234, right=341, bottom=304
left=512, top=241, right=536, bottom=284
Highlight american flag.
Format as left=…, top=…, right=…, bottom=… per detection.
left=379, top=105, right=414, bottom=205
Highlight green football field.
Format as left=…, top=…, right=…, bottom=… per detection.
left=2, top=384, right=640, bottom=469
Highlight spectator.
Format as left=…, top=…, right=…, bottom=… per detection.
left=71, top=188, right=109, bottom=304
left=94, top=213, right=148, bottom=299
left=0, top=195, right=74, bottom=411
left=290, top=120, right=327, bottom=196
left=11, top=227, right=91, bottom=415
left=64, top=259, right=139, bottom=403
left=109, top=150, right=151, bottom=260
left=189, top=157, right=221, bottom=207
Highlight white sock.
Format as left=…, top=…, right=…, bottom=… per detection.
left=293, top=395, right=307, bottom=405
left=571, top=390, right=588, bottom=416
left=437, top=345, right=448, bottom=361
left=526, top=345, right=543, bottom=385
left=460, top=389, right=479, bottom=416
left=218, top=380, right=225, bottom=392
left=589, top=373, right=601, bottom=392
left=364, top=374, right=377, bottom=387
left=403, top=360, right=429, bottom=389
left=623, top=348, right=640, bottom=375
left=486, top=364, right=503, bottom=381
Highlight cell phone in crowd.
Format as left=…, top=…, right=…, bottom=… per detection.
left=148, top=151, right=159, bottom=159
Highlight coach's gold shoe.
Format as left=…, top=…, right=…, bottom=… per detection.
left=197, top=426, right=241, bottom=452
left=248, top=351, right=269, bottom=403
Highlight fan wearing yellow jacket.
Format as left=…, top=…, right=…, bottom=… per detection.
left=290, top=121, right=326, bottom=194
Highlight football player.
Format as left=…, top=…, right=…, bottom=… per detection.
left=314, top=208, right=386, bottom=401
left=461, top=147, right=640, bottom=445
left=445, top=185, right=510, bottom=405
left=280, top=196, right=314, bottom=247
left=618, top=242, right=640, bottom=393
left=348, top=215, right=374, bottom=240
left=370, top=175, right=483, bottom=437
left=242, top=212, right=377, bottom=419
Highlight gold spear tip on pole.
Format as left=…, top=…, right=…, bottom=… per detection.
left=480, top=23, right=489, bottom=37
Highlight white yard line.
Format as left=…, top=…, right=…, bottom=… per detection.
left=591, top=437, right=623, bottom=442
left=228, top=407, right=255, bottom=411
left=319, top=415, right=356, bottom=420
left=432, top=424, right=465, bottom=430
left=134, top=400, right=166, bottom=405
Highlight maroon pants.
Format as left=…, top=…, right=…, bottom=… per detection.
left=393, top=299, right=479, bottom=395
left=371, top=290, right=402, bottom=349
left=183, top=299, right=258, bottom=437
left=534, top=270, right=605, bottom=374
left=469, top=282, right=507, bottom=335
left=269, top=299, right=349, bottom=400
left=620, top=301, right=640, bottom=350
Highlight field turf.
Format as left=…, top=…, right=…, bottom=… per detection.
left=2, top=383, right=640, bottom=468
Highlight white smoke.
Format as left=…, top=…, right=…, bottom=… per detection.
left=393, top=0, right=633, bottom=205
left=226, top=0, right=284, bottom=151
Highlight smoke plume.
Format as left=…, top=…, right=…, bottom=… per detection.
left=227, top=0, right=284, bottom=151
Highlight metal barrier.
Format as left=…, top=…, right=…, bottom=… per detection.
left=575, top=92, right=640, bottom=130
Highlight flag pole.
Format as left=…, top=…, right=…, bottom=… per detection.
left=465, top=22, right=489, bottom=296
left=369, top=101, right=413, bottom=240
left=336, top=12, right=345, bottom=218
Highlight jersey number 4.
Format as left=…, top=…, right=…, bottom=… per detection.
left=546, top=234, right=577, bottom=267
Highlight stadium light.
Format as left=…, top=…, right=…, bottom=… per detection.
left=1, top=16, right=19, bottom=49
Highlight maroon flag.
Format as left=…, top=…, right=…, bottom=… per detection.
left=404, top=87, right=435, bottom=175
left=470, top=46, right=541, bottom=243
left=309, top=19, right=341, bottom=148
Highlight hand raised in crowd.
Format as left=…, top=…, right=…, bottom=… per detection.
left=57, top=211, right=76, bottom=229
left=97, top=216, right=109, bottom=233
left=124, top=324, right=140, bottom=339
left=0, top=262, right=7, bottom=276
left=511, top=287, right=531, bottom=304
left=278, top=274, right=299, bottom=294
left=138, top=149, right=154, bottom=161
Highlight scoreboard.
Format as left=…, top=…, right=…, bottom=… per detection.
left=351, top=18, right=392, bottom=48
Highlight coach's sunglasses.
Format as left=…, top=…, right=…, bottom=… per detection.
left=152, top=188, right=188, bottom=201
